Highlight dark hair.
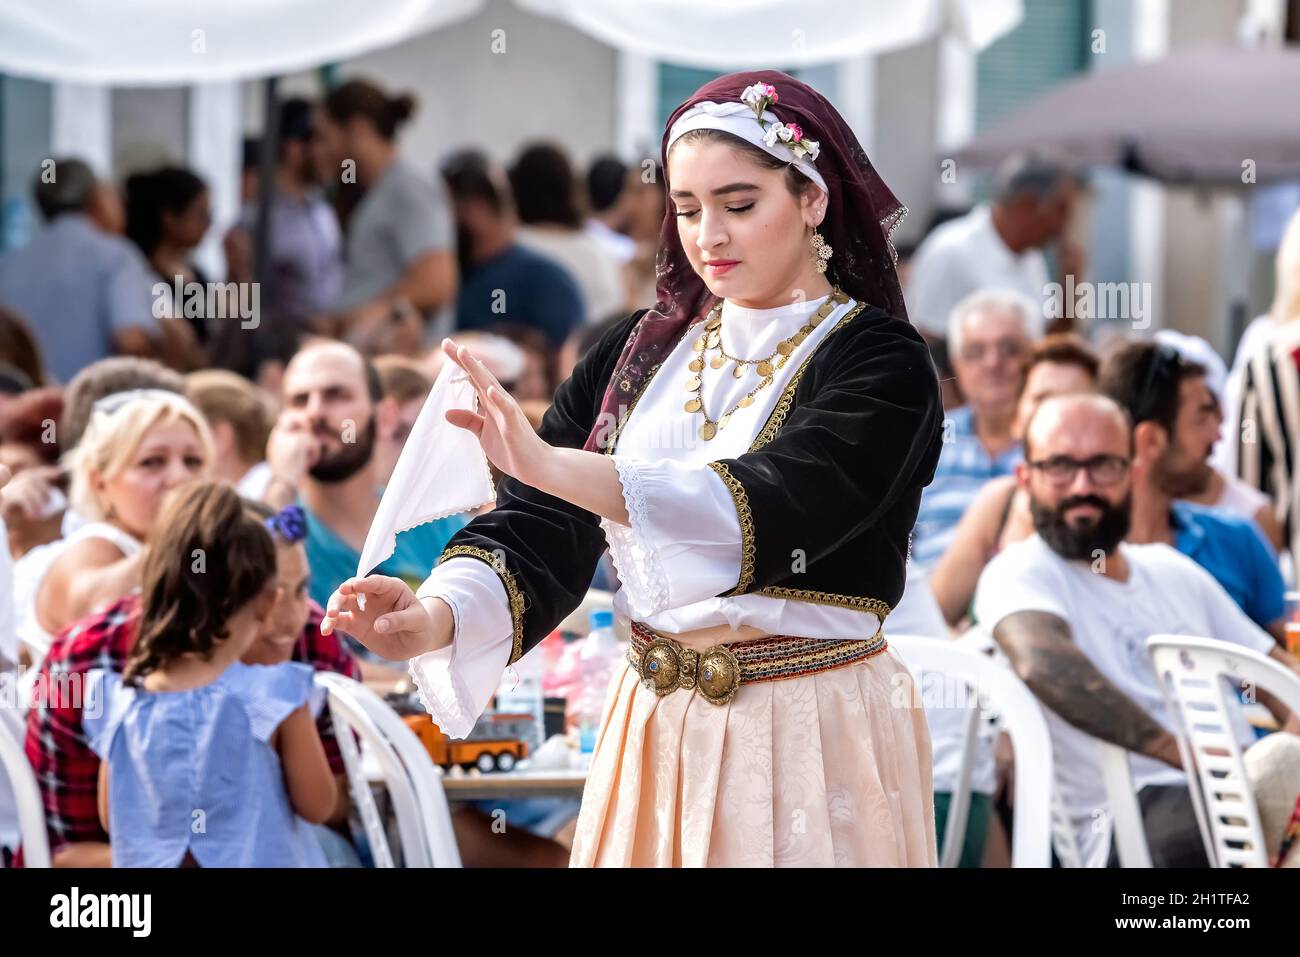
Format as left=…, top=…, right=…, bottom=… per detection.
left=241, top=137, right=262, bottom=173
left=32, top=157, right=97, bottom=220
left=324, top=79, right=415, bottom=140
left=279, top=97, right=315, bottom=145
left=124, top=482, right=275, bottom=685
left=124, top=166, right=207, bottom=255
left=62, top=357, right=185, bottom=449
left=488, top=322, right=557, bottom=395
left=670, top=128, right=813, bottom=201
left=0, top=306, right=48, bottom=386
left=442, top=152, right=503, bottom=215
left=0, top=387, right=64, bottom=464
left=1019, top=334, right=1100, bottom=397
left=587, top=156, right=628, bottom=213
left=372, top=354, right=433, bottom=405
left=1098, top=340, right=1207, bottom=434
left=241, top=498, right=308, bottom=547
left=507, top=143, right=582, bottom=229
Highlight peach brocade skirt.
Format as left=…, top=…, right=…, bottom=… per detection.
left=568, top=640, right=937, bottom=867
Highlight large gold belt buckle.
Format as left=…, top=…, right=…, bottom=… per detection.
left=636, top=636, right=742, bottom=705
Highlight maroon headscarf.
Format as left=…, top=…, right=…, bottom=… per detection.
left=583, top=69, right=909, bottom=452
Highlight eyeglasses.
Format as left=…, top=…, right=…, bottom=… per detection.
left=958, top=339, right=1028, bottom=364
left=1027, top=454, right=1131, bottom=486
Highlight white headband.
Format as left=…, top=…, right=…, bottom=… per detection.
left=666, top=100, right=827, bottom=193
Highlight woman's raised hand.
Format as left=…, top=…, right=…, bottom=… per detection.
left=440, top=338, right=550, bottom=485
left=320, top=575, right=453, bottom=661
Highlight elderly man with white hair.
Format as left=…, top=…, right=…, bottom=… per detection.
left=909, top=288, right=1044, bottom=570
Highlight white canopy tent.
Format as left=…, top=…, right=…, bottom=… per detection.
left=0, top=0, right=487, bottom=85
left=517, top=0, right=1023, bottom=68
left=0, top=0, right=1020, bottom=84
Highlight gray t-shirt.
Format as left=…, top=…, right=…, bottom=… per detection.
left=0, top=214, right=158, bottom=383
left=336, top=158, right=453, bottom=317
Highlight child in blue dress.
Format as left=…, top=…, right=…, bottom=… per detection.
left=85, top=482, right=336, bottom=867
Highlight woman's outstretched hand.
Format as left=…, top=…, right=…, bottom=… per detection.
left=320, top=575, right=453, bottom=662
left=440, top=338, right=550, bottom=486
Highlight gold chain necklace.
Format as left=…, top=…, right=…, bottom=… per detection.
left=683, top=287, right=848, bottom=441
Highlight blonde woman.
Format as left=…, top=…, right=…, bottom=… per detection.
left=1235, top=207, right=1300, bottom=562
left=14, top=390, right=212, bottom=661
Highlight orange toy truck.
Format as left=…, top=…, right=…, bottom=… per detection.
left=401, top=710, right=531, bottom=773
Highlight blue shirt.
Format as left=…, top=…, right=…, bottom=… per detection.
left=84, top=662, right=328, bottom=868
left=0, top=214, right=158, bottom=382
left=1170, top=500, right=1285, bottom=630
left=911, top=405, right=1023, bottom=570
left=302, top=504, right=469, bottom=614
left=456, top=244, right=586, bottom=347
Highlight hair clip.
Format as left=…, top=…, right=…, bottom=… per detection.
left=91, top=388, right=182, bottom=416
left=264, top=504, right=307, bottom=544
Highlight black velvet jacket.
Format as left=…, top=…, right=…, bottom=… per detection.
left=437, top=301, right=944, bottom=664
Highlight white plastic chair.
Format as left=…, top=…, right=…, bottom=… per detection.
left=317, top=673, right=462, bottom=868
left=889, top=634, right=1055, bottom=867
left=1147, top=634, right=1300, bottom=867
left=1050, top=740, right=1153, bottom=868
left=952, top=628, right=1151, bottom=867
left=0, top=696, right=49, bottom=867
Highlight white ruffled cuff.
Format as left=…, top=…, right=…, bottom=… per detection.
left=407, top=558, right=513, bottom=739
left=601, top=456, right=745, bottom=616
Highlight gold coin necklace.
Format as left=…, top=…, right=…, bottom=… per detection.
left=684, top=287, right=848, bottom=441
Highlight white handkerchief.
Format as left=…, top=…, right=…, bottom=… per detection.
left=357, top=358, right=494, bottom=580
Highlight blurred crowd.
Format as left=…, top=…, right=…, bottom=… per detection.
left=1, top=75, right=1299, bottom=870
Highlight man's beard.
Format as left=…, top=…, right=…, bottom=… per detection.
left=309, top=414, right=376, bottom=484
left=1030, top=492, right=1131, bottom=561
left=1152, top=446, right=1214, bottom=498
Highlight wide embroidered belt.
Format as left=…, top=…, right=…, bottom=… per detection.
left=627, top=620, right=888, bottom=706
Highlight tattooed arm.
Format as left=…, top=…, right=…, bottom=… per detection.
left=993, top=610, right=1183, bottom=768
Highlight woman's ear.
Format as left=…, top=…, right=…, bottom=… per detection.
left=803, top=184, right=828, bottom=228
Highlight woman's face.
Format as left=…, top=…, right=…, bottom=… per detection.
left=163, top=190, right=212, bottom=249
left=312, top=108, right=346, bottom=177
left=244, top=542, right=310, bottom=666
left=667, top=138, right=826, bottom=309
left=95, top=419, right=209, bottom=539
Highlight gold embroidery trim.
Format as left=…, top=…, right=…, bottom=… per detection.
left=602, top=360, right=664, bottom=455
left=438, top=544, right=527, bottom=664
left=750, top=301, right=867, bottom=452
left=605, top=300, right=891, bottom=621
left=753, top=585, right=892, bottom=619
left=706, top=460, right=755, bottom=596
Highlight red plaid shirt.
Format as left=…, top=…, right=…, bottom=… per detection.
left=23, top=593, right=360, bottom=857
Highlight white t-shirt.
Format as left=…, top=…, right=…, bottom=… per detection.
left=904, top=204, right=1050, bottom=337
left=973, top=534, right=1274, bottom=859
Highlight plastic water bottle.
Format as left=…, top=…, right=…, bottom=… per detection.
left=576, top=610, right=621, bottom=753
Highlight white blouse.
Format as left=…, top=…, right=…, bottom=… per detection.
left=409, top=292, right=883, bottom=737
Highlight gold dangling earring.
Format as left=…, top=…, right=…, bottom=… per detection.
left=809, top=228, right=832, bottom=274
